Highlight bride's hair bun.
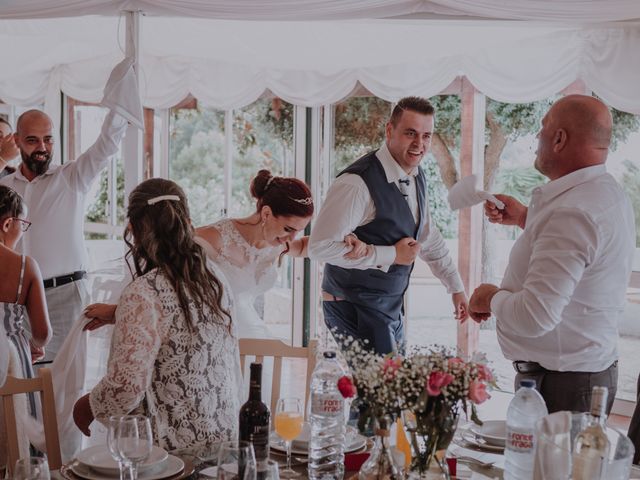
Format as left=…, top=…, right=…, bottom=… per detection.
left=250, top=169, right=274, bottom=200
left=249, top=169, right=313, bottom=218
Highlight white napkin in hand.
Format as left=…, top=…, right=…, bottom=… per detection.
left=533, top=411, right=572, bottom=480
left=101, top=56, right=144, bottom=130
left=448, top=174, right=505, bottom=211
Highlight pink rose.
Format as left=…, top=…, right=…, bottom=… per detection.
left=469, top=381, right=490, bottom=404
left=476, top=364, right=493, bottom=382
left=337, top=376, right=357, bottom=398
left=448, top=357, right=464, bottom=368
left=382, top=357, right=402, bottom=378
left=426, top=371, right=454, bottom=396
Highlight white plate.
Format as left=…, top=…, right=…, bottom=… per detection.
left=71, top=454, right=184, bottom=480
left=270, top=429, right=367, bottom=456
left=76, top=445, right=168, bottom=475
left=460, top=429, right=505, bottom=452
left=470, top=420, right=506, bottom=447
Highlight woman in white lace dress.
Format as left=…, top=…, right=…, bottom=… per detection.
left=194, top=170, right=366, bottom=402
left=73, top=179, right=241, bottom=451
left=195, top=170, right=367, bottom=341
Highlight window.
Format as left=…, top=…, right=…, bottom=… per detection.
left=607, top=108, right=640, bottom=402
left=169, top=102, right=226, bottom=226
left=68, top=101, right=124, bottom=240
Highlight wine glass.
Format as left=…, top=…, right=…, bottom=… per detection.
left=116, top=415, right=153, bottom=480
left=217, top=440, right=256, bottom=480
left=13, top=458, right=50, bottom=480
left=108, top=415, right=126, bottom=480
left=274, top=397, right=303, bottom=478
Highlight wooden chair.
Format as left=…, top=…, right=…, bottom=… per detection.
left=239, top=338, right=317, bottom=416
left=0, top=368, right=62, bottom=474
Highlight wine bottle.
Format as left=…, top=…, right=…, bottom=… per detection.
left=572, top=386, right=611, bottom=480
left=239, top=363, right=271, bottom=463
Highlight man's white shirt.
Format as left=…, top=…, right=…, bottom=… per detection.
left=491, top=165, right=636, bottom=372
left=0, top=112, right=128, bottom=279
left=308, top=143, right=463, bottom=294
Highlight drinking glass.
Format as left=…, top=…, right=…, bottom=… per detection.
left=274, top=397, right=303, bottom=478
left=116, top=415, right=153, bottom=480
left=108, top=415, right=127, bottom=480
left=13, top=458, right=50, bottom=480
left=217, top=440, right=257, bottom=480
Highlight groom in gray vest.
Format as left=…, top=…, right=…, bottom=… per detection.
left=309, top=97, right=467, bottom=355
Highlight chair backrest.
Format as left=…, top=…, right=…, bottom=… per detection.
left=239, top=338, right=317, bottom=416
left=0, top=368, right=62, bottom=474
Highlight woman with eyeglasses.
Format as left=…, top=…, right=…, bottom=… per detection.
left=0, top=185, right=51, bottom=410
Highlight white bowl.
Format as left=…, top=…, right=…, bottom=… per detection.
left=76, top=445, right=168, bottom=475
left=470, top=420, right=506, bottom=447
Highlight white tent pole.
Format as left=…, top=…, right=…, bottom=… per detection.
left=123, top=10, right=144, bottom=203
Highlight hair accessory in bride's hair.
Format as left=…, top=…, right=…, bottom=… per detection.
left=265, top=176, right=275, bottom=190
left=147, top=194, right=180, bottom=205
left=290, top=196, right=313, bottom=206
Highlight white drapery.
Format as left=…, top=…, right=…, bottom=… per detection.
left=0, top=2, right=639, bottom=113
left=1, top=1, right=640, bottom=21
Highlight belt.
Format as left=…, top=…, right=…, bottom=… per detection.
left=513, top=360, right=618, bottom=375
left=512, top=361, right=549, bottom=374
left=43, top=270, right=86, bottom=289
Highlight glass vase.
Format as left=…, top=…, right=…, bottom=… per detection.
left=404, top=406, right=459, bottom=480
left=359, top=417, right=404, bottom=480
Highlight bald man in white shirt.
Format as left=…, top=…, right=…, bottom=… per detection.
left=0, top=110, right=128, bottom=362
left=469, top=95, right=636, bottom=414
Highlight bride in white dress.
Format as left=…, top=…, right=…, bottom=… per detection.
left=194, top=170, right=366, bottom=400
left=195, top=170, right=313, bottom=341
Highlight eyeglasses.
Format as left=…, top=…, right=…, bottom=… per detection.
left=11, top=217, right=32, bottom=232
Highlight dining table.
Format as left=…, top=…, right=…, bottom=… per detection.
left=53, top=388, right=640, bottom=480
left=54, top=430, right=507, bottom=480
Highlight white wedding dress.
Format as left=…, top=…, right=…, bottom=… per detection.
left=196, top=218, right=283, bottom=402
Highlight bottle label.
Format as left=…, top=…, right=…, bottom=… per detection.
left=507, top=427, right=535, bottom=453
left=311, top=394, right=344, bottom=416
left=248, top=424, right=270, bottom=460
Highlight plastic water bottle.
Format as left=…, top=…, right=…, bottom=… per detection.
left=308, top=351, right=346, bottom=480
left=504, top=379, right=548, bottom=480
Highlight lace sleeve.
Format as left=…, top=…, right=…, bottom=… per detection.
left=89, top=280, right=165, bottom=422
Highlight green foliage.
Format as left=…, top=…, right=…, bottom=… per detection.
left=621, top=159, right=640, bottom=245
left=611, top=110, right=640, bottom=151
left=430, top=95, right=462, bottom=150
left=494, top=166, right=546, bottom=205
left=422, top=155, right=457, bottom=238
left=169, top=100, right=294, bottom=223
left=486, top=98, right=554, bottom=140
left=85, top=159, right=124, bottom=227
left=334, top=97, right=391, bottom=151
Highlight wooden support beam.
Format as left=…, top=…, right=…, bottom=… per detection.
left=456, top=77, right=485, bottom=357
left=143, top=107, right=154, bottom=179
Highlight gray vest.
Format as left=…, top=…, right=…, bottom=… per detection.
left=322, top=150, right=427, bottom=315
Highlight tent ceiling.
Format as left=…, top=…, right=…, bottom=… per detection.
left=0, top=2, right=639, bottom=114
left=2, top=0, right=640, bottom=22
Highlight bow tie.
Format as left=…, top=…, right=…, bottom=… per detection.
left=398, top=178, right=410, bottom=185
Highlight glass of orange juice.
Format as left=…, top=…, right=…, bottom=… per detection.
left=275, top=397, right=303, bottom=478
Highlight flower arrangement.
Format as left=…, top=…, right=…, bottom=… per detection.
left=336, top=337, right=496, bottom=477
